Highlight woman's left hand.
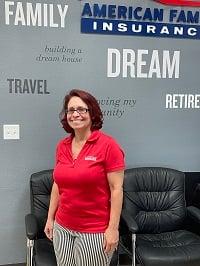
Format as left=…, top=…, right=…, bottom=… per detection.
left=103, top=227, right=119, bottom=253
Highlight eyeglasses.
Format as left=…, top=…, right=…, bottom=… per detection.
left=65, top=107, right=89, bottom=115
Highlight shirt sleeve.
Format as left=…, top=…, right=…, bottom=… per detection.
left=54, top=139, right=63, bottom=167
left=53, top=140, right=63, bottom=182
left=55, top=143, right=59, bottom=166
left=104, top=138, right=125, bottom=173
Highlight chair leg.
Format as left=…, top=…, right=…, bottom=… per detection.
left=26, top=238, right=34, bottom=266
left=110, top=248, right=119, bottom=266
left=115, top=247, right=119, bottom=266
left=132, top=234, right=136, bottom=266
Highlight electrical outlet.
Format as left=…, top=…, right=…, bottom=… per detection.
left=3, top=124, right=20, bottom=139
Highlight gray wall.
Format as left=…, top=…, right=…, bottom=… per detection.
left=0, top=0, right=200, bottom=264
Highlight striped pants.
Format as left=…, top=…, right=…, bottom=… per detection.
left=53, top=222, right=114, bottom=266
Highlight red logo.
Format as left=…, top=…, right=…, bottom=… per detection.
left=155, top=0, right=200, bottom=6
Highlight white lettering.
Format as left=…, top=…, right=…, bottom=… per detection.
left=118, top=23, right=127, bottom=32
left=160, top=26, right=169, bottom=34
left=43, top=4, right=47, bottom=27
left=5, top=1, right=14, bottom=25
left=57, top=5, right=68, bottom=28
left=123, top=49, right=135, bottom=78
left=49, top=4, right=58, bottom=27
left=137, top=50, right=148, bottom=78
left=166, top=94, right=200, bottom=108
left=188, top=28, right=197, bottom=36
left=27, top=3, right=41, bottom=26
left=107, top=48, right=180, bottom=79
left=166, top=94, right=172, bottom=108
left=107, top=49, right=120, bottom=77
left=4, top=1, right=69, bottom=28
left=103, top=22, right=113, bottom=31
left=163, top=51, right=180, bottom=79
left=146, top=25, right=156, bottom=33
left=15, top=2, right=26, bottom=25
left=148, top=50, right=161, bottom=78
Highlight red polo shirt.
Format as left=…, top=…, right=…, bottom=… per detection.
left=53, top=130, right=125, bottom=233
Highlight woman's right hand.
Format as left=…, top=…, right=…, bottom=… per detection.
left=44, top=218, right=54, bottom=241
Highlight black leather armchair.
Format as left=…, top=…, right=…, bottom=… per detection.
left=25, top=169, right=118, bottom=266
left=119, top=167, right=200, bottom=266
left=25, top=170, right=56, bottom=266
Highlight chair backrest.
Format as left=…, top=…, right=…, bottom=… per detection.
left=30, top=169, right=53, bottom=238
left=192, top=183, right=200, bottom=209
left=123, top=167, right=186, bottom=233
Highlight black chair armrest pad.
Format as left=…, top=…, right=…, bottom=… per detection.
left=121, top=209, right=139, bottom=233
left=25, top=213, right=38, bottom=240
left=187, top=206, right=200, bottom=224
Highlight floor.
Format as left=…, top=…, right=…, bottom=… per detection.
left=119, top=254, right=132, bottom=265
left=2, top=263, right=131, bottom=266
left=1, top=264, right=25, bottom=266
left=1, top=262, right=132, bottom=266
left=1, top=254, right=132, bottom=266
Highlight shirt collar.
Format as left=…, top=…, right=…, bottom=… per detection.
left=64, top=130, right=101, bottom=144
left=87, top=130, right=101, bottom=142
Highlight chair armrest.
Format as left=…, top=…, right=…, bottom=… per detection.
left=25, top=213, right=38, bottom=240
left=121, top=209, right=139, bottom=233
left=187, top=206, right=200, bottom=224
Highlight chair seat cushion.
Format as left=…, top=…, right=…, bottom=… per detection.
left=136, top=230, right=200, bottom=266
left=34, top=238, right=57, bottom=266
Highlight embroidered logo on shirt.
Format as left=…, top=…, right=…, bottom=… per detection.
left=85, top=156, right=97, bottom=161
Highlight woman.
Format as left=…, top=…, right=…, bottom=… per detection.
left=44, top=89, right=125, bottom=266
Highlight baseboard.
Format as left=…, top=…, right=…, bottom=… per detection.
left=0, top=264, right=25, bottom=266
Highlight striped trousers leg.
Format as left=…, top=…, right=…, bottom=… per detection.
left=53, top=222, right=113, bottom=266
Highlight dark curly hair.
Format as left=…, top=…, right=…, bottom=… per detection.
left=59, top=89, right=103, bottom=134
